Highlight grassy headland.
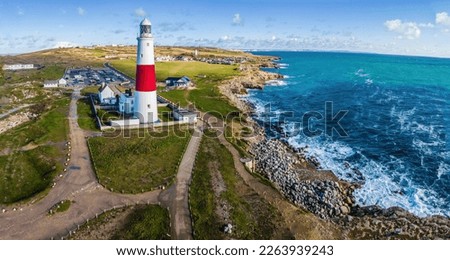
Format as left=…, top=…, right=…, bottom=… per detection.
left=190, top=130, right=292, bottom=239
left=88, top=127, right=191, bottom=193
left=0, top=95, right=69, bottom=204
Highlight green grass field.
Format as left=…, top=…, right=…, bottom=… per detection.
left=88, top=127, right=191, bottom=193
left=1, top=64, right=65, bottom=84
left=110, top=60, right=239, bottom=116
left=158, top=87, right=189, bottom=107
left=0, top=97, right=70, bottom=148
left=112, top=205, right=170, bottom=240
left=0, top=96, right=69, bottom=204
left=158, top=106, right=173, bottom=122
left=77, top=98, right=98, bottom=131
left=81, top=86, right=100, bottom=96
left=190, top=130, right=289, bottom=239
left=70, top=205, right=170, bottom=240
left=0, top=145, right=61, bottom=203
left=189, top=134, right=224, bottom=239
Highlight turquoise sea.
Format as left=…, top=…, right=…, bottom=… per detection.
left=249, top=51, right=450, bottom=217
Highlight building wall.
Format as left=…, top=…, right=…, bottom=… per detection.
left=119, top=94, right=135, bottom=114
left=2, top=64, right=34, bottom=70
left=44, top=83, right=58, bottom=88
left=58, top=78, right=67, bottom=86
left=98, top=87, right=115, bottom=104
left=173, top=111, right=197, bottom=123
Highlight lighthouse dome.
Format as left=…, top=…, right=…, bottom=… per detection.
left=140, top=18, right=151, bottom=26
left=140, top=18, right=152, bottom=37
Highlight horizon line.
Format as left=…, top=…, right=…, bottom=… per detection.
left=2, top=45, right=450, bottom=60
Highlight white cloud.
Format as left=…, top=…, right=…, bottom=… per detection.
left=384, top=19, right=421, bottom=39
left=77, top=7, right=85, bottom=16
left=436, top=12, right=450, bottom=26
left=232, top=13, right=243, bottom=26
left=419, top=23, right=434, bottom=28
left=135, top=7, right=146, bottom=17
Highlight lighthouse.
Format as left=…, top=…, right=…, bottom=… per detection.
left=134, top=18, right=158, bottom=124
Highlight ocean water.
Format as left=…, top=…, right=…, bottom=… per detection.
left=248, top=51, right=450, bottom=217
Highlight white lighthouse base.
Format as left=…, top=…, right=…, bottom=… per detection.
left=134, top=90, right=158, bottom=124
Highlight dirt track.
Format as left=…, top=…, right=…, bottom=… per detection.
left=0, top=89, right=161, bottom=239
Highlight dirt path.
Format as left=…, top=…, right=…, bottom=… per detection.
left=162, top=124, right=203, bottom=240
left=0, top=104, right=32, bottom=120
left=215, top=123, right=344, bottom=239
left=0, top=89, right=161, bottom=239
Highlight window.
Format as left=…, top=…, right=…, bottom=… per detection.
left=147, top=43, right=149, bottom=47
left=147, top=104, right=151, bottom=108
left=140, top=54, right=143, bottom=58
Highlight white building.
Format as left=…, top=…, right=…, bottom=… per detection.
left=43, top=80, right=58, bottom=88
left=58, top=78, right=67, bottom=87
left=118, top=91, right=134, bottom=114
left=98, top=84, right=120, bottom=104
left=2, top=64, right=35, bottom=71
left=165, top=76, right=192, bottom=89
left=173, top=109, right=198, bottom=123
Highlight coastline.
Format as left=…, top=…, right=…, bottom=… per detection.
left=218, top=53, right=450, bottom=239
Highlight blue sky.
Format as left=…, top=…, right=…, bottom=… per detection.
left=1, top=0, right=450, bottom=57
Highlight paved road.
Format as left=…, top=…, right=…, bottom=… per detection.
left=166, top=126, right=202, bottom=240
left=0, top=89, right=160, bottom=239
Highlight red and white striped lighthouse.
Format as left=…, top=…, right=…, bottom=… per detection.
left=134, top=18, right=158, bottom=124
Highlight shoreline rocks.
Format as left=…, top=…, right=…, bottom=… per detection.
left=251, top=139, right=355, bottom=220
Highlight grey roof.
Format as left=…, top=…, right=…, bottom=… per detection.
left=140, top=18, right=151, bottom=26
left=44, top=80, right=59, bottom=84
left=174, top=109, right=197, bottom=116
left=98, top=84, right=121, bottom=96
left=166, top=76, right=191, bottom=83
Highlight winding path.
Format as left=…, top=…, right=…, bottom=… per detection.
left=0, top=89, right=161, bottom=239
left=205, top=113, right=343, bottom=239
left=0, top=104, right=32, bottom=120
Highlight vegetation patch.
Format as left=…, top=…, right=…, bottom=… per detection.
left=69, top=205, right=170, bottom=240
left=190, top=130, right=292, bottom=239
left=48, top=200, right=72, bottom=215
left=0, top=146, right=60, bottom=204
left=88, top=127, right=191, bottom=193
left=77, top=98, right=98, bottom=131
left=158, top=106, right=173, bottom=122
left=0, top=65, right=65, bottom=85
left=112, top=205, right=170, bottom=240
left=0, top=95, right=69, bottom=204
left=0, top=96, right=70, bottom=149
left=189, top=135, right=223, bottom=239
left=158, top=87, right=189, bottom=107
left=81, top=86, right=100, bottom=96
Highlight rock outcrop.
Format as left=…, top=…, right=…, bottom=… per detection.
left=251, top=139, right=354, bottom=220
left=250, top=138, right=450, bottom=239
